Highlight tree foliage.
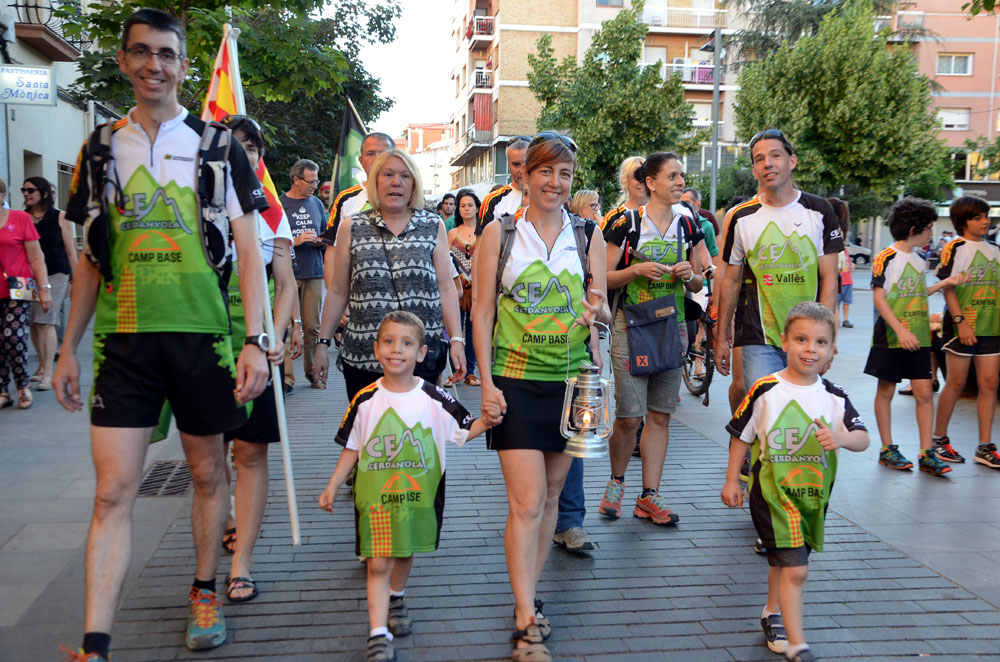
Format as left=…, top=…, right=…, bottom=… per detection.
left=734, top=0, right=952, bottom=203
left=526, top=1, right=704, bottom=204
left=964, top=0, right=997, bottom=16
left=59, top=0, right=399, bottom=188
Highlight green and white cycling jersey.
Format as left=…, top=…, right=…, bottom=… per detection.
left=492, top=208, right=591, bottom=382
left=722, top=192, right=843, bottom=347
left=727, top=373, right=866, bottom=552
left=937, top=237, right=1000, bottom=337
left=870, top=246, right=930, bottom=348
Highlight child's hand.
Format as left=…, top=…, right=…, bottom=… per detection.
left=814, top=418, right=838, bottom=451
left=721, top=480, right=743, bottom=508
left=945, top=271, right=971, bottom=288
left=897, top=328, right=920, bottom=351
left=318, top=485, right=336, bottom=513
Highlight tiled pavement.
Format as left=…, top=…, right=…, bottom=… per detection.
left=104, top=380, right=1000, bottom=662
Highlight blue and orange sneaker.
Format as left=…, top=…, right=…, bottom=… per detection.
left=59, top=646, right=108, bottom=662
left=599, top=478, right=625, bottom=518
left=633, top=490, right=679, bottom=525
left=919, top=448, right=952, bottom=477
left=186, top=587, right=227, bottom=650
left=878, top=445, right=913, bottom=470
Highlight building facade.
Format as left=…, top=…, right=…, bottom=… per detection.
left=448, top=0, right=741, bottom=192
left=401, top=122, right=457, bottom=198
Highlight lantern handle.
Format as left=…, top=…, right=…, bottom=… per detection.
left=565, top=320, right=612, bottom=382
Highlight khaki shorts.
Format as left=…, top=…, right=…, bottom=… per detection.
left=609, top=309, right=686, bottom=418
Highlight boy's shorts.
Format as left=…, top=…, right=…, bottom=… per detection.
left=766, top=545, right=811, bottom=567
left=941, top=334, right=1000, bottom=357
left=863, top=346, right=932, bottom=384
left=91, top=332, right=247, bottom=436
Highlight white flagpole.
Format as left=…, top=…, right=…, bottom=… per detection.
left=226, top=24, right=301, bottom=545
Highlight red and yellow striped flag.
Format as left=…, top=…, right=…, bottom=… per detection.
left=201, top=26, right=284, bottom=235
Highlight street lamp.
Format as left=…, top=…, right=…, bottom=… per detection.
left=699, top=28, right=722, bottom=214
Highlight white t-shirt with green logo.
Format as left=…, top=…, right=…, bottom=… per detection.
left=870, top=246, right=930, bottom=348
left=937, top=237, right=1000, bottom=337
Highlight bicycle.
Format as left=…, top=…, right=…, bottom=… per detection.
left=682, top=277, right=715, bottom=403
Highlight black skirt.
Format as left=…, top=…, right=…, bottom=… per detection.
left=486, top=375, right=568, bottom=453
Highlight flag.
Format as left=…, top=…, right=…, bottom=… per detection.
left=332, top=98, right=367, bottom=199
left=201, top=25, right=284, bottom=235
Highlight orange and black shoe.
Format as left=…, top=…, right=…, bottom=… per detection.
left=933, top=436, right=966, bottom=463
left=633, top=490, right=680, bottom=525
left=58, top=645, right=108, bottom=662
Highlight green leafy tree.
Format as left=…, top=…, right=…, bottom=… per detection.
left=686, top=160, right=759, bottom=210
left=964, top=0, right=997, bottom=16
left=526, top=1, right=704, bottom=204
left=59, top=0, right=399, bottom=187
left=734, top=0, right=952, bottom=203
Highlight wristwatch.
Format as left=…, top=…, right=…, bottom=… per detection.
left=316, top=338, right=332, bottom=346
left=953, top=314, right=966, bottom=324
left=244, top=333, right=271, bottom=351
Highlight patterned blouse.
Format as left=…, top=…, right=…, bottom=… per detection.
left=342, top=207, right=445, bottom=371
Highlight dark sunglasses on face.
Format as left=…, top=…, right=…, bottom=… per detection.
left=748, top=128, right=787, bottom=151
left=21, top=187, right=39, bottom=194
left=529, top=131, right=577, bottom=153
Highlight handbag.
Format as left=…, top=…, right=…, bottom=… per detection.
left=379, top=224, right=449, bottom=376
left=623, top=219, right=686, bottom=376
left=1, top=251, right=35, bottom=301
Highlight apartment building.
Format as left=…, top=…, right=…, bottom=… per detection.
left=401, top=122, right=457, bottom=197
left=448, top=0, right=740, bottom=191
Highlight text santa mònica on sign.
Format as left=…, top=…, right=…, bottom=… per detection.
left=0, top=65, right=55, bottom=106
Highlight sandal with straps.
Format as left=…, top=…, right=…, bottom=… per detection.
left=17, top=387, right=32, bottom=409
left=513, top=598, right=550, bottom=640
left=511, top=623, right=551, bottom=662
left=0, top=391, right=12, bottom=410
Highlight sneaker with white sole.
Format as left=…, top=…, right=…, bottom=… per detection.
left=552, top=527, right=594, bottom=552
left=974, top=443, right=1000, bottom=469
left=761, top=613, right=788, bottom=654
left=933, top=436, right=965, bottom=463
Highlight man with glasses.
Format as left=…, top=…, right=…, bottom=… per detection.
left=322, top=132, right=395, bottom=252
left=281, top=158, right=326, bottom=391
left=476, top=135, right=531, bottom=234
left=54, top=9, right=270, bottom=661
left=716, top=129, right=842, bottom=388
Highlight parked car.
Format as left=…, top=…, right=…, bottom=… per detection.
left=847, top=243, right=871, bottom=265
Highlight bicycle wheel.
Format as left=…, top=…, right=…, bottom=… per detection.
left=682, top=347, right=709, bottom=395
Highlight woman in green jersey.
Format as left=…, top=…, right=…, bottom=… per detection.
left=473, top=133, right=610, bottom=662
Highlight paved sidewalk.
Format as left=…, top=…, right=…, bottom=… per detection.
left=2, top=272, right=1000, bottom=661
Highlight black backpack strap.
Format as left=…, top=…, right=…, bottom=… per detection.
left=197, top=121, right=234, bottom=276
left=82, top=122, right=116, bottom=285
left=569, top=213, right=594, bottom=289
left=495, top=213, right=517, bottom=294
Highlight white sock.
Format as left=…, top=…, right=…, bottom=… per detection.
left=786, top=643, right=809, bottom=658
left=370, top=626, right=393, bottom=641
left=762, top=606, right=779, bottom=619
left=390, top=590, right=405, bottom=599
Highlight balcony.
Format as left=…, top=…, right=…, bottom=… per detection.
left=466, top=16, right=494, bottom=50
left=642, top=5, right=727, bottom=30
left=451, top=123, right=492, bottom=167
left=9, top=0, right=89, bottom=61
left=468, top=69, right=492, bottom=92
left=644, top=61, right=718, bottom=85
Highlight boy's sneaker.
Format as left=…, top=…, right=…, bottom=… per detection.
left=878, top=445, right=913, bottom=470
left=598, top=478, right=625, bottom=518
left=933, top=436, right=965, bottom=463
left=754, top=538, right=767, bottom=555
left=58, top=646, right=108, bottom=662
left=919, top=448, right=953, bottom=477
left=739, top=453, right=751, bottom=483
left=760, top=613, right=788, bottom=654
left=553, top=527, right=595, bottom=552
left=974, top=443, right=1000, bottom=469
left=186, top=587, right=227, bottom=650
left=366, top=634, right=397, bottom=662
left=786, top=647, right=817, bottom=662
left=633, top=491, right=679, bottom=525
left=387, top=595, right=412, bottom=636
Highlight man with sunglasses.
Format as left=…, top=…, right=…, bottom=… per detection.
left=716, top=129, right=842, bottom=389
left=54, top=9, right=271, bottom=661
left=475, top=135, right=531, bottom=235
left=281, top=158, right=326, bottom=391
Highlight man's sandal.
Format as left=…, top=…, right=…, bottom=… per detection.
left=513, top=598, right=550, bottom=640
left=511, top=623, right=551, bottom=662
left=222, top=527, right=237, bottom=554
left=225, top=576, right=258, bottom=603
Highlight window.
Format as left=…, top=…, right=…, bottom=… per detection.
left=938, top=108, right=970, bottom=131
left=937, top=54, right=972, bottom=76
left=692, top=102, right=713, bottom=126
left=597, top=0, right=624, bottom=5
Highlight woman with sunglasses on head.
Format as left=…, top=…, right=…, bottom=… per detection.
left=598, top=152, right=705, bottom=526
left=23, top=176, right=76, bottom=391
left=474, top=132, right=610, bottom=662
left=215, top=114, right=298, bottom=603
left=600, top=156, right=648, bottom=232
left=448, top=188, right=482, bottom=386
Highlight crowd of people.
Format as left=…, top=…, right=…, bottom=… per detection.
left=21, top=8, right=998, bottom=662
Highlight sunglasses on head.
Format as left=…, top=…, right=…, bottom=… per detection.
left=748, top=128, right=788, bottom=151
left=529, top=131, right=577, bottom=153
left=221, top=114, right=262, bottom=132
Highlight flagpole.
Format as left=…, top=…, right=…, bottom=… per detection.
left=227, top=24, right=301, bottom=546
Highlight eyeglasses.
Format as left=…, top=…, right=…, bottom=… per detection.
left=123, top=47, right=183, bottom=64
left=748, top=128, right=787, bottom=151
left=529, top=131, right=577, bottom=153
left=296, top=177, right=320, bottom=186
left=20, top=187, right=38, bottom=194
left=589, top=202, right=601, bottom=209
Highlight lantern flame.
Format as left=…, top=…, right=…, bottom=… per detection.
left=581, top=410, right=593, bottom=428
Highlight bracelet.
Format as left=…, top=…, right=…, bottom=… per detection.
left=316, top=338, right=332, bottom=346
left=293, top=319, right=302, bottom=326
left=450, top=337, right=465, bottom=344
left=682, top=274, right=695, bottom=284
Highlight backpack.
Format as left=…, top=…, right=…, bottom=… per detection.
left=495, top=211, right=594, bottom=294
left=80, top=120, right=234, bottom=288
